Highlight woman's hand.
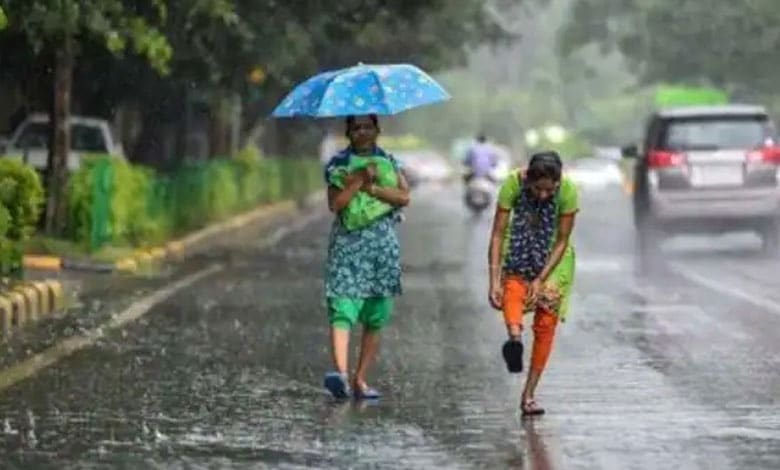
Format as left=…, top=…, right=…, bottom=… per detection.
left=327, top=172, right=367, bottom=213
left=527, top=278, right=543, bottom=306
left=363, top=167, right=410, bottom=207
left=489, top=282, right=504, bottom=310
left=364, top=163, right=377, bottom=181
left=344, top=171, right=365, bottom=187
left=488, top=208, right=510, bottom=310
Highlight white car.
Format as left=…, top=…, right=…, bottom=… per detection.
left=564, top=158, right=624, bottom=190
left=1, top=114, right=125, bottom=171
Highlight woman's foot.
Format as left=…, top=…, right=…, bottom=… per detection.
left=521, top=398, right=545, bottom=417
left=352, top=380, right=382, bottom=400
left=324, top=372, right=351, bottom=399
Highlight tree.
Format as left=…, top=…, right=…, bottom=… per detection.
left=2, top=0, right=528, bottom=171
left=77, top=0, right=526, bottom=159
left=560, top=0, right=780, bottom=98
left=1, top=0, right=172, bottom=234
left=235, top=0, right=522, bottom=155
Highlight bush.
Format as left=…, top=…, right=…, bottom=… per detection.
left=67, top=153, right=323, bottom=252
left=68, top=156, right=167, bottom=250
left=0, top=159, right=45, bottom=240
left=234, top=146, right=264, bottom=208
left=0, top=159, right=44, bottom=274
left=206, top=161, right=240, bottom=221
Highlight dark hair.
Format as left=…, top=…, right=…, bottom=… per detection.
left=476, top=134, right=487, bottom=143
left=527, top=151, right=563, bottom=182
left=345, top=114, right=380, bottom=136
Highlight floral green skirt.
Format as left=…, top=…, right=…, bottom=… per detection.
left=324, top=214, right=402, bottom=299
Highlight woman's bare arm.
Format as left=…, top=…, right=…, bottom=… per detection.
left=327, top=173, right=365, bottom=213
left=489, top=207, right=510, bottom=287
left=537, top=213, right=576, bottom=282
left=366, top=170, right=411, bottom=207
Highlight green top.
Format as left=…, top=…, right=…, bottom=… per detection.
left=496, top=172, right=580, bottom=320
left=497, top=172, right=579, bottom=255
left=328, top=154, right=399, bottom=231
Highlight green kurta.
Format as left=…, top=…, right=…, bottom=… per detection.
left=497, top=172, right=579, bottom=320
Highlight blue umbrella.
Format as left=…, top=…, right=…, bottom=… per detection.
left=271, top=63, right=451, bottom=118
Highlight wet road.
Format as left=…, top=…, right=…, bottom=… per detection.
left=0, top=180, right=779, bottom=469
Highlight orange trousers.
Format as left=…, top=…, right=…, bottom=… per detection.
left=502, top=276, right=559, bottom=373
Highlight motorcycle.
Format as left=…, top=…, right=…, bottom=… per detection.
left=464, top=173, right=496, bottom=216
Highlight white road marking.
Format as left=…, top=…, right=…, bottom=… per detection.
left=669, top=262, right=780, bottom=317
left=577, top=258, right=627, bottom=273
left=629, top=304, right=705, bottom=314
left=0, top=264, right=224, bottom=392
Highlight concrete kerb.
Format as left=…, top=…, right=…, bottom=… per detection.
left=22, top=195, right=320, bottom=275
left=0, top=280, right=66, bottom=339
left=9, top=194, right=322, bottom=332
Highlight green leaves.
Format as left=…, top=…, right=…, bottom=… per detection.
left=562, top=0, right=780, bottom=96
left=0, top=159, right=45, bottom=242
left=3, top=0, right=173, bottom=73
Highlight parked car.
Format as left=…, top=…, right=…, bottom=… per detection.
left=623, top=104, right=780, bottom=258
left=0, top=114, right=124, bottom=172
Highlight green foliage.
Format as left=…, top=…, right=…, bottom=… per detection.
left=234, top=145, right=264, bottom=208
left=0, top=159, right=44, bottom=275
left=67, top=156, right=163, bottom=250
left=206, top=161, right=240, bottom=221
left=528, top=133, right=593, bottom=160
left=0, top=159, right=44, bottom=241
left=3, top=0, right=172, bottom=73
left=561, top=0, right=780, bottom=97
left=67, top=154, right=322, bottom=252
left=398, top=69, right=570, bottom=153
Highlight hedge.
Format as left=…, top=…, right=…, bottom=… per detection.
left=67, top=149, right=323, bottom=252
left=0, top=159, right=44, bottom=274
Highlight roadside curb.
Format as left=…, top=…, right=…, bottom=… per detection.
left=0, top=280, right=66, bottom=338
left=22, top=193, right=324, bottom=275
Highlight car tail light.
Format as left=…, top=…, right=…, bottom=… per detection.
left=746, top=146, right=780, bottom=164
left=647, top=150, right=687, bottom=168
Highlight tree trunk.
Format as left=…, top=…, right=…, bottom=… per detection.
left=209, top=96, right=229, bottom=158
left=45, top=40, right=73, bottom=236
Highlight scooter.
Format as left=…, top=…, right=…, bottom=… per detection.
left=464, top=173, right=496, bottom=216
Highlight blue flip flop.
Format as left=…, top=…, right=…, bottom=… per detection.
left=354, top=385, right=382, bottom=401
left=324, top=372, right=350, bottom=399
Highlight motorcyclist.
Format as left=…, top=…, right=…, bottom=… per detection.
left=463, top=134, right=499, bottom=183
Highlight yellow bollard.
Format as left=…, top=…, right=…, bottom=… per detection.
left=14, top=285, right=40, bottom=322
left=0, top=296, right=12, bottom=337
left=46, top=281, right=65, bottom=313
left=7, top=291, right=26, bottom=327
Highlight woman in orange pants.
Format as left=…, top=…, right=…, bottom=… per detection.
left=487, top=151, right=578, bottom=416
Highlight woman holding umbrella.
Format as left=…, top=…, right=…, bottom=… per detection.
left=322, top=114, right=410, bottom=399
left=271, top=63, right=450, bottom=400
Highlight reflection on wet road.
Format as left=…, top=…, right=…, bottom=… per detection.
left=0, top=182, right=778, bottom=469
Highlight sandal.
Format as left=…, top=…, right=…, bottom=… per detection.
left=521, top=399, right=545, bottom=417
left=502, top=338, right=524, bottom=373
left=324, top=372, right=351, bottom=399
left=353, top=382, right=382, bottom=401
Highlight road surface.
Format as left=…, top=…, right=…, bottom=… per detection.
left=0, top=180, right=778, bottom=469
